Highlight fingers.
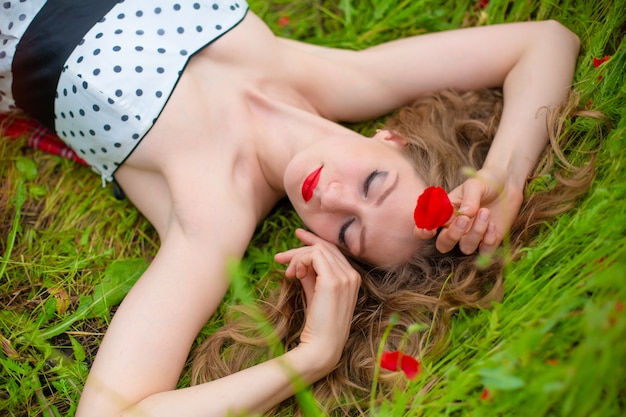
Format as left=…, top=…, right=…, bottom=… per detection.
left=436, top=208, right=498, bottom=255
left=478, top=222, right=499, bottom=254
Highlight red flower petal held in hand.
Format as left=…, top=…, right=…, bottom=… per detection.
left=380, top=351, right=421, bottom=380
left=413, top=186, right=454, bottom=230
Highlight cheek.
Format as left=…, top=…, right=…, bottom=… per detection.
left=296, top=212, right=340, bottom=244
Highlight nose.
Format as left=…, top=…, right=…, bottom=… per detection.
left=319, top=181, right=357, bottom=212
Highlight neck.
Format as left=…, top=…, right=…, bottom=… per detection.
left=247, top=91, right=356, bottom=193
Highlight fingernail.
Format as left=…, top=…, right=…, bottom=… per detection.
left=478, top=209, right=489, bottom=222
left=456, top=216, right=469, bottom=230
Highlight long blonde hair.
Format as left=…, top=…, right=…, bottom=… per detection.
left=190, top=89, right=600, bottom=415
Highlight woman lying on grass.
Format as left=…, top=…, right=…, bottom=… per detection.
left=1, top=0, right=588, bottom=416
left=193, top=88, right=598, bottom=415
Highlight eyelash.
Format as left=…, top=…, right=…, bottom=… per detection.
left=338, top=170, right=380, bottom=246
left=364, top=170, right=379, bottom=196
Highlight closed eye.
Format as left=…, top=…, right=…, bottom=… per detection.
left=338, top=217, right=355, bottom=247
left=364, top=170, right=379, bottom=196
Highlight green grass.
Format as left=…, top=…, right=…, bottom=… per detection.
left=1, top=0, right=625, bottom=416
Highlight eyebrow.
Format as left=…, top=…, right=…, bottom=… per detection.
left=357, top=174, right=399, bottom=257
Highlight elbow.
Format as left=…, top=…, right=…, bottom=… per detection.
left=542, top=19, right=580, bottom=56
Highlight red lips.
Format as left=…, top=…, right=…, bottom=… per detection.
left=302, top=166, right=322, bottom=202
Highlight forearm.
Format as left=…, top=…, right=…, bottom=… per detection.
left=121, top=347, right=326, bottom=417
left=483, top=21, right=580, bottom=189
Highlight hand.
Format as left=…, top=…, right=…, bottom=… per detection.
left=274, top=229, right=361, bottom=369
left=425, top=167, right=523, bottom=255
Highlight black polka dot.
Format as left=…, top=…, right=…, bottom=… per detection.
left=113, top=45, right=121, bottom=51
left=196, top=25, right=203, bottom=32
left=121, top=115, right=128, bottom=121
left=93, top=104, right=100, bottom=112
left=104, top=125, right=111, bottom=131
left=136, top=29, right=144, bottom=35
left=177, top=27, right=184, bottom=34
left=215, top=24, right=222, bottom=30
left=114, top=65, right=122, bottom=72
left=180, top=49, right=188, bottom=56
left=136, top=10, right=143, bottom=17
left=89, top=130, right=96, bottom=136
left=173, top=4, right=181, bottom=11
left=115, top=29, right=123, bottom=34
left=93, top=68, right=101, bottom=76
left=135, top=45, right=144, bottom=51
left=156, top=67, right=164, bottom=74
left=158, top=48, right=166, bottom=54
left=101, top=147, right=108, bottom=153
left=135, top=66, right=143, bottom=73
left=79, top=109, right=86, bottom=116
left=114, top=142, right=122, bottom=148
left=77, top=56, right=84, bottom=63
left=115, top=89, right=123, bottom=97
left=193, top=3, right=200, bottom=9
left=93, top=48, right=101, bottom=55
left=132, top=133, right=140, bottom=139
left=156, top=91, right=163, bottom=98
left=154, top=7, right=161, bottom=13
left=212, top=4, right=218, bottom=10
left=157, top=28, right=165, bottom=35
left=95, top=32, right=103, bottom=39
left=117, top=13, right=125, bottom=19
left=136, top=89, right=143, bottom=96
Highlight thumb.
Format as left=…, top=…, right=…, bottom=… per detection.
left=454, top=178, right=483, bottom=218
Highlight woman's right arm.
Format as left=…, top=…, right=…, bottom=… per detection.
left=76, top=224, right=360, bottom=417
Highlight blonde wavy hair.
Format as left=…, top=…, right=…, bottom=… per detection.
left=190, top=88, right=601, bottom=415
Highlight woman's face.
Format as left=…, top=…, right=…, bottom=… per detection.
left=284, top=130, right=426, bottom=266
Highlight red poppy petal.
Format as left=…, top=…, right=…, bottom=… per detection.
left=593, top=55, right=610, bottom=68
left=413, top=186, right=454, bottom=230
left=277, top=16, right=290, bottom=27
left=480, top=388, right=491, bottom=400
left=380, top=351, right=400, bottom=371
left=399, top=354, right=421, bottom=380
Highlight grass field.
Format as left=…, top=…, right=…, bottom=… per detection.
left=1, top=0, right=625, bottom=416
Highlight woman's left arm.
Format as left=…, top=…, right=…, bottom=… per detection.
left=304, top=20, right=580, bottom=252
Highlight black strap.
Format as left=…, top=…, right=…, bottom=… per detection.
left=12, top=0, right=120, bottom=131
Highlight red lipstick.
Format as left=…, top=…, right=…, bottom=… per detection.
left=302, top=166, right=322, bottom=202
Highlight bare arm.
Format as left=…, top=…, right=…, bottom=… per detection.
left=76, top=223, right=360, bottom=417
left=296, top=20, right=579, bottom=252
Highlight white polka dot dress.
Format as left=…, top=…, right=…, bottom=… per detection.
left=0, top=0, right=47, bottom=112
left=56, top=0, right=248, bottom=182
left=1, top=0, right=249, bottom=183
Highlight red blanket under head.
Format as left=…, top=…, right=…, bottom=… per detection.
left=0, top=113, right=87, bottom=166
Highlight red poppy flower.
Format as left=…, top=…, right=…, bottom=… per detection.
left=480, top=388, right=492, bottom=401
left=413, top=186, right=454, bottom=230
left=479, top=0, right=489, bottom=8
left=593, top=55, right=610, bottom=68
left=277, top=16, right=290, bottom=27
left=380, top=350, right=421, bottom=380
